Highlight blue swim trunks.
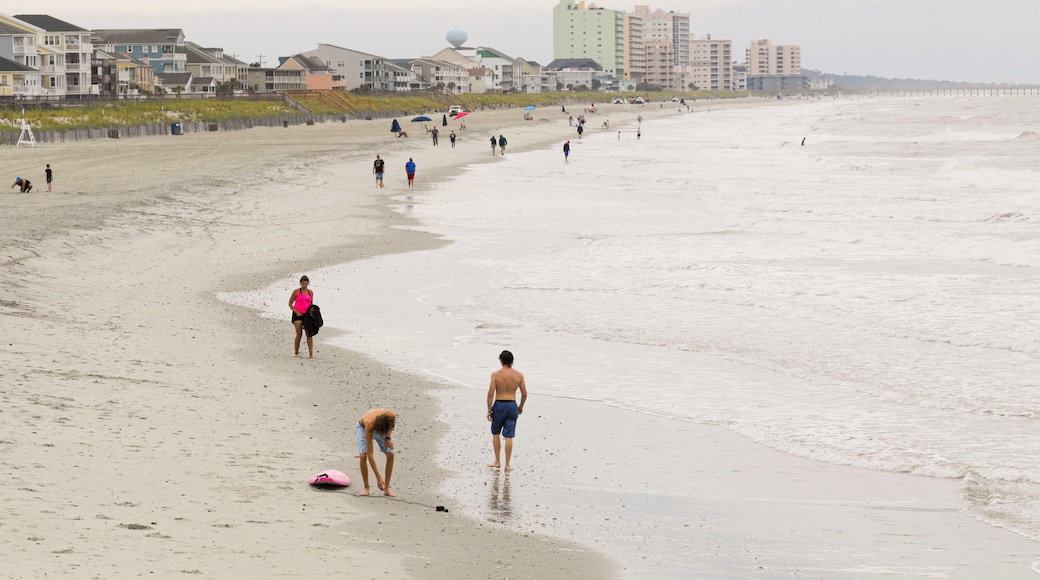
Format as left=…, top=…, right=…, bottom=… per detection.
left=490, top=400, right=519, bottom=438
left=356, top=423, right=394, bottom=454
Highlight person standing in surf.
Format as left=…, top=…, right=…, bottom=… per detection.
left=288, top=275, right=315, bottom=358
left=487, top=350, right=527, bottom=471
left=357, top=408, right=397, bottom=497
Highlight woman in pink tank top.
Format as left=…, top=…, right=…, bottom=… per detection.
left=288, top=275, right=315, bottom=358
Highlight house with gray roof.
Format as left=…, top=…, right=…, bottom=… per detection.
left=93, top=29, right=187, bottom=74
left=0, top=54, right=38, bottom=97
left=15, top=14, right=95, bottom=96
left=185, top=42, right=241, bottom=87
left=157, top=71, right=192, bottom=94
left=301, top=43, right=402, bottom=92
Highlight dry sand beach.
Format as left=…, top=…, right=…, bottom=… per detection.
left=0, top=103, right=676, bottom=578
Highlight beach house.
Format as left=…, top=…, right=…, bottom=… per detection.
left=14, top=15, right=94, bottom=96
left=0, top=54, right=37, bottom=97
left=301, top=44, right=403, bottom=92
left=0, top=13, right=66, bottom=97
left=93, top=29, right=187, bottom=74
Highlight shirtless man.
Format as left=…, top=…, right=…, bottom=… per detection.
left=357, top=408, right=397, bottom=496
left=487, top=350, right=527, bottom=471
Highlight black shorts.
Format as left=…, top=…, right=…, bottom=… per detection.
left=292, top=311, right=305, bottom=322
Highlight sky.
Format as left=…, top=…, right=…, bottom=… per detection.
left=10, top=0, right=1039, bottom=84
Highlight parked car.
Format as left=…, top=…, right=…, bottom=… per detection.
left=612, top=97, right=624, bottom=104
left=634, top=96, right=645, bottom=104
left=448, top=105, right=464, bottom=116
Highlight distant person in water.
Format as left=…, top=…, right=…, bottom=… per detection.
left=487, top=350, right=527, bottom=471
left=801, top=137, right=806, bottom=146
left=288, top=275, right=314, bottom=358
left=357, top=408, right=397, bottom=496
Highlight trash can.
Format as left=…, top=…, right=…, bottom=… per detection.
left=341, top=116, right=347, bottom=123
left=208, top=123, right=218, bottom=132
left=283, top=121, right=289, bottom=128
left=170, top=122, right=183, bottom=135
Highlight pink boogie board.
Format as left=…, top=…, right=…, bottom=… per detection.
left=309, top=469, right=350, bottom=487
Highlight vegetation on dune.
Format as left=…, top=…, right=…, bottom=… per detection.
left=0, top=90, right=754, bottom=133
left=0, top=100, right=298, bottom=132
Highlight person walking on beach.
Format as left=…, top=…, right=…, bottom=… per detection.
left=45, top=164, right=52, bottom=192
left=563, top=140, right=570, bottom=162
left=289, top=275, right=315, bottom=358
left=431, top=127, right=439, bottom=146
left=373, top=155, right=385, bottom=188
left=405, top=158, right=416, bottom=189
left=498, top=135, right=507, bottom=156
left=490, top=135, right=497, bottom=156
left=487, top=350, right=527, bottom=471
left=449, top=131, right=456, bottom=148
left=357, top=408, right=397, bottom=496
left=10, top=177, right=32, bottom=192
left=577, top=124, right=584, bottom=139
left=637, top=127, right=641, bottom=140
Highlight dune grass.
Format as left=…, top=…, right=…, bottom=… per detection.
left=1, top=90, right=753, bottom=132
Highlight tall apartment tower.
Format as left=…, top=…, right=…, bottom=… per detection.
left=631, top=5, right=689, bottom=90
left=553, top=0, right=626, bottom=78
left=746, top=39, right=801, bottom=75
left=690, top=34, right=732, bottom=90
left=623, top=11, right=645, bottom=82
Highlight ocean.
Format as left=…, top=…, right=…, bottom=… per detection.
left=228, top=96, right=1040, bottom=576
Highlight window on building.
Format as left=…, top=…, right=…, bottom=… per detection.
left=45, top=35, right=61, bottom=46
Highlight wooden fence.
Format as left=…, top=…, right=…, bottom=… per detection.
left=0, top=110, right=407, bottom=146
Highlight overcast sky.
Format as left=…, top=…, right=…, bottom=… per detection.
left=10, top=0, right=1038, bottom=84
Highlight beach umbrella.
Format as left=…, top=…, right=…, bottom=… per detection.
left=454, top=111, right=471, bottom=120
left=522, top=106, right=536, bottom=110
left=391, top=119, right=401, bottom=133
left=411, top=115, right=432, bottom=122
left=442, top=114, right=448, bottom=126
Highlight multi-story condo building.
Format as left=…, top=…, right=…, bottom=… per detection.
left=15, top=15, right=93, bottom=96
left=409, top=58, right=470, bottom=93
left=643, top=41, right=675, bottom=89
left=746, top=39, right=801, bottom=75
left=689, top=34, right=732, bottom=90
left=624, top=11, right=645, bottom=83
left=632, top=5, right=689, bottom=90
left=552, top=0, right=626, bottom=79
left=92, top=29, right=187, bottom=74
left=301, top=44, right=402, bottom=91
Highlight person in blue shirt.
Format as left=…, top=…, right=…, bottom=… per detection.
left=405, top=158, right=416, bottom=189
left=10, top=176, right=32, bottom=192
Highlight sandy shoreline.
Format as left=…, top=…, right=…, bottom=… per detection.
left=0, top=102, right=682, bottom=577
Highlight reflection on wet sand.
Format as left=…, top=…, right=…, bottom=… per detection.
left=487, top=472, right=512, bottom=523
